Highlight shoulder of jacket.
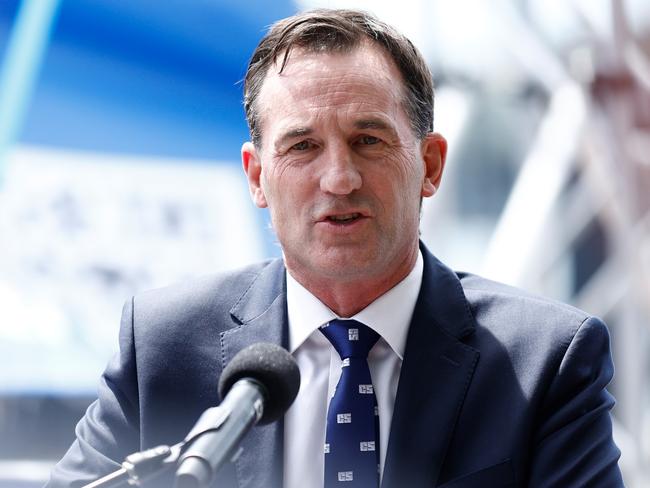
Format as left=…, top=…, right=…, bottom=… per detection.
left=458, top=272, right=589, bottom=323
left=128, top=259, right=283, bottom=332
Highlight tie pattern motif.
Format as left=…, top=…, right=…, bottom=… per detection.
left=320, top=319, right=380, bottom=487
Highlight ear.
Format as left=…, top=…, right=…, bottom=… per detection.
left=241, top=142, right=268, bottom=208
left=420, top=132, right=447, bottom=198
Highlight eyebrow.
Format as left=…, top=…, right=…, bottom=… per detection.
left=276, top=126, right=313, bottom=148
left=354, top=118, right=393, bottom=131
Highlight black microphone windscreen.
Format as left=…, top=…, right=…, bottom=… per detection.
left=218, top=343, right=300, bottom=424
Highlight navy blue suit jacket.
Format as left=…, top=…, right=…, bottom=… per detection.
left=47, top=245, right=623, bottom=487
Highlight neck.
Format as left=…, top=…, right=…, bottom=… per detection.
left=287, top=247, right=419, bottom=317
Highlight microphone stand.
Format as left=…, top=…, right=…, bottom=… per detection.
left=82, top=443, right=183, bottom=488
left=82, top=404, right=231, bottom=488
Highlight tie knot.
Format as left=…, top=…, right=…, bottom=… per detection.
left=319, top=319, right=379, bottom=359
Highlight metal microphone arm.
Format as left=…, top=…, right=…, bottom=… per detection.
left=82, top=444, right=182, bottom=488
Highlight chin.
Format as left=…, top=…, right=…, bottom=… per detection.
left=316, top=252, right=381, bottom=280
left=287, top=242, right=386, bottom=279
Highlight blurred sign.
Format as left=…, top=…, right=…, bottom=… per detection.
left=0, top=146, right=265, bottom=393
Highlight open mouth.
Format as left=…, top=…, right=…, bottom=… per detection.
left=326, top=213, right=362, bottom=224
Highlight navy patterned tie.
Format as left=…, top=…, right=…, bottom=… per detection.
left=320, top=319, right=380, bottom=487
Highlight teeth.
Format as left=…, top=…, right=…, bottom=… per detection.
left=329, top=213, right=360, bottom=222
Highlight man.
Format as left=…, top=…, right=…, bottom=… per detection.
left=47, top=9, right=623, bottom=488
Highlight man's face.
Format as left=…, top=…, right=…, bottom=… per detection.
left=242, top=42, right=446, bottom=290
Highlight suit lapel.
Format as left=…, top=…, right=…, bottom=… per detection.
left=220, top=259, right=288, bottom=488
left=382, top=246, right=480, bottom=488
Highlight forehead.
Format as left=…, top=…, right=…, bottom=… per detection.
left=255, top=43, right=408, bottom=138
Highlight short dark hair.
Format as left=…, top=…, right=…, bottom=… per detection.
left=243, top=9, right=434, bottom=147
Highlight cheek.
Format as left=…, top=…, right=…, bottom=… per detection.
left=261, top=163, right=287, bottom=201
left=261, top=168, right=306, bottom=220
left=385, top=161, right=426, bottom=225
left=390, top=153, right=425, bottom=197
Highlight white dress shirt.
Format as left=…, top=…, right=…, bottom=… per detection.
left=283, top=251, right=424, bottom=488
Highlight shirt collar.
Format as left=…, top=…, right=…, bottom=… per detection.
left=286, top=250, right=423, bottom=360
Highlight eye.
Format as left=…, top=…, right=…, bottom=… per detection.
left=290, top=140, right=313, bottom=151
left=358, top=135, right=381, bottom=145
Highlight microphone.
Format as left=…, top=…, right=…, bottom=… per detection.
left=174, top=343, right=300, bottom=488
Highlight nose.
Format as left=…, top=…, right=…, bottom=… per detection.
left=319, top=144, right=362, bottom=195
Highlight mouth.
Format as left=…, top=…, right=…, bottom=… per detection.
left=325, top=212, right=363, bottom=224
